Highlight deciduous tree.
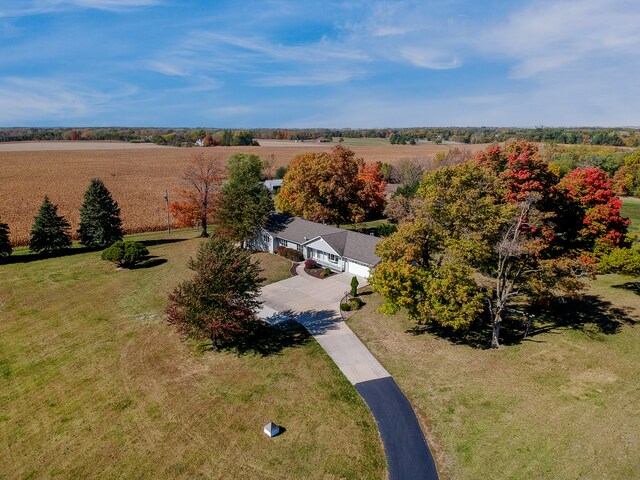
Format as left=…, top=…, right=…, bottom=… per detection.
left=166, top=237, right=264, bottom=349
left=276, top=145, right=386, bottom=226
left=612, top=149, right=640, bottom=197
left=599, top=245, right=640, bottom=277
left=29, top=196, right=72, bottom=254
left=170, top=153, right=224, bottom=237
left=371, top=153, right=587, bottom=348
left=78, top=178, right=123, bottom=248
left=557, top=166, right=630, bottom=253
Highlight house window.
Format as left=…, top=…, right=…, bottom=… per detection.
left=262, top=233, right=270, bottom=244
left=297, top=244, right=303, bottom=252
left=328, top=253, right=339, bottom=264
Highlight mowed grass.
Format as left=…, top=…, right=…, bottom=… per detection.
left=0, top=230, right=385, bottom=479
left=621, top=196, right=640, bottom=236
left=349, top=280, right=640, bottom=479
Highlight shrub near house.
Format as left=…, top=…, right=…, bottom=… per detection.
left=276, top=245, right=304, bottom=262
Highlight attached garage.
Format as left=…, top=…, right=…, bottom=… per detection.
left=252, top=214, right=382, bottom=278
left=345, top=259, right=371, bottom=278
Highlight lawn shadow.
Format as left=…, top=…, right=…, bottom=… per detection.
left=525, top=294, right=638, bottom=339
left=407, top=294, right=639, bottom=349
left=611, top=281, right=640, bottom=296
left=2, top=237, right=190, bottom=266
left=228, top=319, right=312, bottom=357
left=407, top=321, right=491, bottom=349
left=129, top=256, right=168, bottom=269
left=138, top=237, right=190, bottom=248
left=2, top=246, right=96, bottom=265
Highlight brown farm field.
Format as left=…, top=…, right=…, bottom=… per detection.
left=0, top=141, right=490, bottom=245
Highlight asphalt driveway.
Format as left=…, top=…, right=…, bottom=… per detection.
left=259, top=269, right=439, bottom=480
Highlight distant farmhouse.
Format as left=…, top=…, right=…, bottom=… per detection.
left=249, top=214, right=381, bottom=278
left=263, top=179, right=283, bottom=193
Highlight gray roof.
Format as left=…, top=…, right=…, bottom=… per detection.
left=320, top=230, right=382, bottom=265
left=264, top=214, right=381, bottom=265
left=263, top=179, right=283, bottom=190
left=264, top=214, right=342, bottom=243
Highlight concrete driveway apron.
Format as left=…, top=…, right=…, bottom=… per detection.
left=259, top=268, right=438, bottom=480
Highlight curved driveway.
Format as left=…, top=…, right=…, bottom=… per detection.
left=259, top=268, right=438, bottom=480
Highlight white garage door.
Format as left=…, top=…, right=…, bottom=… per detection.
left=347, top=260, right=370, bottom=278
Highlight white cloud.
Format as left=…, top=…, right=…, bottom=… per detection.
left=0, top=0, right=162, bottom=17
left=0, top=77, right=136, bottom=124
left=399, top=47, right=460, bottom=69
left=253, top=70, right=365, bottom=87
left=480, top=0, right=640, bottom=78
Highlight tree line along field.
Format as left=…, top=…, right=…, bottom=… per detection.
left=0, top=142, right=490, bottom=245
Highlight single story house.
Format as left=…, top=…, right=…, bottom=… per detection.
left=248, top=214, right=382, bottom=278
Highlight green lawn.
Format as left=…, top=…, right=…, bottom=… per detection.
left=348, top=274, right=640, bottom=479
left=622, top=196, right=640, bottom=236
left=0, top=230, right=385, bottom=479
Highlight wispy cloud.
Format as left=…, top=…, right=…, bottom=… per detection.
left=0, top=77, right=136, bottom=125
left=0, top=0, right=162, bottom=17
left=479, top=0, right=640, bottom=78
left=252, top=70, right=366, bottom=87
left=399, top=47, right=460, bottom=70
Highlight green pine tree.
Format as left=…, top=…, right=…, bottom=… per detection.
left=214, top=153, right=274, bottom=243
left=29, top=196, right=72, bottom=254
left=78, top=178, right=123, bottom=248
left=0, top=220, right=12, bottom=259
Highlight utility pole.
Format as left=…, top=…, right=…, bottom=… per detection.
left=164, top=189, right=171, bottom=234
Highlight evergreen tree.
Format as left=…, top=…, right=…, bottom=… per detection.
left=166, top=237, right=264, bottom=349
left=0, top=220, right=11, bottom=259
left=78, top=178, right=123, bottom=248
left=214, top=153, right=274, bottom=243
left=29, top=196, right=72, bottom=254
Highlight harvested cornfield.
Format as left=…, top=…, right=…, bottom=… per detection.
left=0, top=141, right=490, bottom=245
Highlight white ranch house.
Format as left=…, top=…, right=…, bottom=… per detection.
left=249, top=214, right=382, bottom=278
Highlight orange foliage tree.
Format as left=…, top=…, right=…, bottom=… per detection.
left=276, top=145, right=386, bottom=226
left=169, top=153, right=224, bottom=236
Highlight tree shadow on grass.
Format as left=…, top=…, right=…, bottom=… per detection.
left=407, top=294, right=639, bottom=349
left=3, top=237, right=190, bottom=265
left=138, top=238, right=189, bottom=248
left=221, top=308, right=341, bottom=356
left=129, top=256, right=168, bottom=269
left=2, top=246, right=96, bottom=265
left=525, top=295, right=638, bottom=339
left=611, top=281, right=640, bottom=296
left=226, top=320, right=312, bottom=357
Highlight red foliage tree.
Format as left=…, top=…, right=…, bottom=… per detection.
left=558, top=167, right=630, bottom=252
left=357, top=161, right=387, bottom=217
left=476, top=141, right=556, bottom=203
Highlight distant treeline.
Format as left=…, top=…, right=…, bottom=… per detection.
left=1, top=126, right=639, bottom=147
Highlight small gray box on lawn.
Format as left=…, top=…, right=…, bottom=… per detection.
left=264, top=422, right=280, bottom=437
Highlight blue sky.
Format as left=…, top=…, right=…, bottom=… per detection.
left=1, top=0, right=639, bottom=127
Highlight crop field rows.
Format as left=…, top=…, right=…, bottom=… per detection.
left=0, top=142, right=489, bottom=245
